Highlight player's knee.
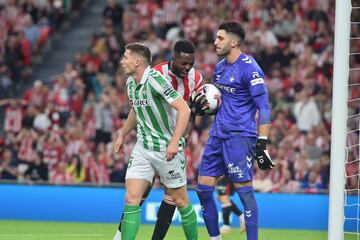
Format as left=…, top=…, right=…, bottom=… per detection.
left=125, top=191, right=142, bottom=205
left=163, top=194, right=175, bottom=205
left=172, top=194, right=189, bottom=208
left=197, top=175, right=217, bottom=186
left=196, top=184, right=215, bottom=202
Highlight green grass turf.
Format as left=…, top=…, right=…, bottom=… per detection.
left=0, top=220, right=354, bottom=240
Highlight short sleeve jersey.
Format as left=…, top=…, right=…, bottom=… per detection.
left=153, top=61, right=203, bottom=101
left=126, top=66, right=185, bottom=152
left=210, top=53, right=268, bottom=138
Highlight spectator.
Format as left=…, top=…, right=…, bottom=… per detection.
left=253, top=23, right=279, bottom=49
left=22, top=80, right=47, bottom=110
left=66, top=155, right=85, bottom=184
left=102, top=0, right=124, bottom=31
left=304, top=131, right=323, bottom=161
left=24, top=151, right=48, bottom=183
left=293, top=89, right=321, bottom=134
left=301, top=169, right=326, bottom=194
left=0, top=149, right=18, bottom=180
left=1, top=99, right=23, bottom=134
left=4, top=34, right=23, bottom=94
left=22, top=14, right=40, bottom=48
left=16, top=128, right=38, bottom=164
left=0, top=0, right=339, bottom=190
left=94, top=92, right=113, bottom=145
left=0, top=60, right=11, bottom=99
left=50, top=75, right=70, bottom=127
left=51, top=161, right=72, bottom=185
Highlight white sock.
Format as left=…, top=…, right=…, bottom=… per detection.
left=210, top=235, right=222, bottom=240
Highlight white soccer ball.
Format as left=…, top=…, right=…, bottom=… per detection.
left=197, top=84, right=222, bottom=114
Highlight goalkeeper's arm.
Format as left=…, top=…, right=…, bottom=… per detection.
left=253, top=93, right=274, bottom=170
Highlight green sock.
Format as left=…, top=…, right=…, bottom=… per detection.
left=121, top=205, right=141, bottom=240
left=179, top=203, right=198, bottom=240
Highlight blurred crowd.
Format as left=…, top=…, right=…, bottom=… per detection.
left=0, top=0, right=83, bottom=99
left=0, top=0, right=359, bottom=194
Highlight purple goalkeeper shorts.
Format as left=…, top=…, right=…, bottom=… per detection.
left=199, top=136, right=256, bottom=183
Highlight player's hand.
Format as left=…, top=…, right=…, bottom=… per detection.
left=114, top=130, right=125, bottom=154
left=189, top=92, right=209, bottom=116
left=166, top=139, right=179, bottom=161
left=255, top=138, right=275, bottom=170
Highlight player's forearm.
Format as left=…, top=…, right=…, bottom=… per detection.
left=183, top=113, right=196, bottom=140
left=172, top=99, right=191, bottom=142
left=258, top=123, right=270, bottom=138
left=120, top=109, right=137, bottom=137
left=253, top=92, right=271, bottom=138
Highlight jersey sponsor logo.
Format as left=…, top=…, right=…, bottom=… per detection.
left=162, top=82, right=173, bottom=96
left=250, top=78, right=264, bottom=86
left=214, top=83, right=236, bottom=94
left=131, top=99, right=151, bottom=107
left=241, top=56, right=252, bottom=64
left=227, top=163, right=244, bottom=178
left=165, top=170, right=182, bottom=181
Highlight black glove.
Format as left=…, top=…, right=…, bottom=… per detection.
left=189, top=92, right=209, bottom=116
left=255, top=138, right=275, bottom=170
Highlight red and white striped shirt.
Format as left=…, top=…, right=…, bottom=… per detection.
left=18, top=134, right=34, bottom=162
left=153, top=62, right=203, bottom=101
left=4, top=107, right=22, bottom=133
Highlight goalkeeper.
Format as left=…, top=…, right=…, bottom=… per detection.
left=195, top=21, right=274, bottom=240
left=113, top=40, right=208, bottom=240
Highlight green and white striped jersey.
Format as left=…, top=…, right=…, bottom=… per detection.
left=126, top=66, right=185, bottom=152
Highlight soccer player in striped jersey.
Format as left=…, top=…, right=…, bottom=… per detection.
left=113, top=40, right=206, bottom=240
left=154, top=42, right=203, bottom=102
left=196, top=22, right=274, bottom=240
left=150, top=40, right=205, bottom=240
left=114, top=43, right=198, bottom=240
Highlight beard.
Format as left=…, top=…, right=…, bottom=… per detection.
left=216, top=44, right=232, bottom=57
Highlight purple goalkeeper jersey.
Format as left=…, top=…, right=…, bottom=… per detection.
left=210, top=53, right=268, bottom=138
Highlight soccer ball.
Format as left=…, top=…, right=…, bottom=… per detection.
left=197, top=84, right=222, bottom=114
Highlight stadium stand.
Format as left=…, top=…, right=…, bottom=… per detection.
left=0, top=0, right=343, bottom=194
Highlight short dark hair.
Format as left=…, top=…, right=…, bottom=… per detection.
left=125, top=43, right=152, bottom=64
left=218, top=21, right=246, bottom=42
left=173, top=40, right=195, bottom=54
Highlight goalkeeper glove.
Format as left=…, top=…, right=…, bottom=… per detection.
left=189, top=92, right=209, bottom=116
left=255, top=138, right=275, bottom=170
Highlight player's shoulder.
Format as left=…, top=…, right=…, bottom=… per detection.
left=153, top=61, right=169, bottom=73
left=148, top=68, right=171, bottom=86
left=239, top=54, right=264, bottom=75
left=149, top=68, right=164, bottom=78
left=238, top=54, right=258, bottom=67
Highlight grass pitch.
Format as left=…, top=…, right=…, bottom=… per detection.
left=0, top=220, right=350, bottom=240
